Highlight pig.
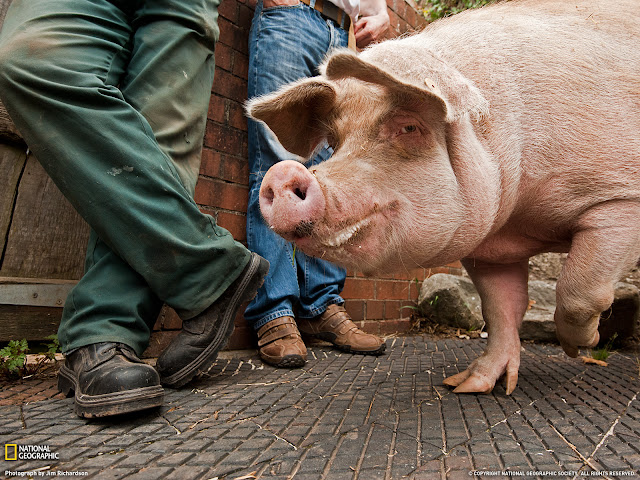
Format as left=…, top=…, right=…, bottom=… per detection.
left=245, top=0, right=640, bottom=395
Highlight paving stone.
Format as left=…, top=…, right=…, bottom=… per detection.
left=0, top=337, right=638, bottom=478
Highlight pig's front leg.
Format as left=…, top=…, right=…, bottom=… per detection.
left=555, top=205, right=640, bottom=357
left=443, top=259, right=529, bottom=395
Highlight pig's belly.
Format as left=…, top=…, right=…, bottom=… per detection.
left=466, top=233, right=570, bottom=264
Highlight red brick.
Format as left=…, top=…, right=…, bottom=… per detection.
left=144, top=331, right=179, bottom=358
left=376, top=270, right=406, bottom=280
left=215, top=210, right=247, bottom=242
left=344, top=300, right=365, bottom=321
left=342, top=278, right=375, bottom=299
left=204, top=121, right=246, bottom=156
left=376, top=280, right=411, bottom=300
left=212, top=68, right=247, bottom=104
left=224, top=153, right=249, bottom=184
left=398, top=19, right=411, bottom=35
left=388, top=9, right=402, bottom=35
left=200, top=149, right=249, bottom=185
left=194, top=177, right=249, bottom=212
left=448, top=267, right=464, bottom=276
left=227, top=100, right=248, bottom=131
left=227, top=325, right=255, bottom=350
left=218, top=17, right=249, bottom=55
left=208, top=95, right=226, bottom=124
left=379, top=318, right=412, bottom=335
left=157, top=306, right=182, bottom=330
left=404, top=6, right=422, bottom=31
left=409, top=280, right=420, bottom=301
left=360, top=320, right=381, bottom=335
left=384, top=300, right=405, bottom=319
left=395, top=0, right=408, bottom=20
left=366, top=299, right=385, bottom=319
left=233, top=51, right=249, bottom=80
left=238, top=3, right=255, bottom=31
left=215, top=42, right=233, bottom=72
left=219, top=0, right=239, bottom=23
left=200, top=148, right=223, bottom=178
left=425, top=266, right=451, bottom=278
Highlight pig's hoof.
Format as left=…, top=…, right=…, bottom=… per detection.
left=559, top=330, right=600, bottom=358
left=443, top=359, right=519, bottom=395
left=556, top=313, right=601, bottom=358
left=443, top=371, right=494, bottom=394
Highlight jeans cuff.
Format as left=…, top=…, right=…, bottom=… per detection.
left=251, top=310, right=296, bottom=331
left=299, top=299, right=344, bottom=320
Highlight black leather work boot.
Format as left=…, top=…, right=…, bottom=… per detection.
left=58, top=342, right=164, bottom=418
left=156, top=252, right=269, bottom=388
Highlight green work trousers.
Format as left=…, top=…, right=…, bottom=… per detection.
left=0, top=0, right=251, bottom=355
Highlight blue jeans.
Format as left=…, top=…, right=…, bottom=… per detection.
left=245, top=0, right=348, bottom=330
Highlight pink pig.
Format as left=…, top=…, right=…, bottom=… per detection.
left=246, top=0, right=640, bottom=394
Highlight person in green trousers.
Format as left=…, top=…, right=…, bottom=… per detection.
left=0, top=0, right=268, bottom=418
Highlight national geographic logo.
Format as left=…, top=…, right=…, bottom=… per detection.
left=4, top=444, right=59, bottom=461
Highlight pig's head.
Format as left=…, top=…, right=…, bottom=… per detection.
left=247, top=46, right=501, bottom=274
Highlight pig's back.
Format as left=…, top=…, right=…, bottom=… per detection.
left=359, top=0, right=640, bottom=224
left=422, top=0, right=640, bottom=196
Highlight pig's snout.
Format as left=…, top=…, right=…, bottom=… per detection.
left=259, top=160, right=326, bottom=240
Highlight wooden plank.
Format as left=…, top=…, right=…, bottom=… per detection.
left=0, top=278, right=76, bottom=342
left=0, top=144, right=27, bottom=257
left=0, top=154, right=89, bottom=279
left=0, top=277, right=76, bottom=307
left=0, top=305, right=62, bottom=341
left=0, top=101, right=23, bottom=145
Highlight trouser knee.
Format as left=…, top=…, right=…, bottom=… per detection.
left=0, top=37, right=23, bottom=102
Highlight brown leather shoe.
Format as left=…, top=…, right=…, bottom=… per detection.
left=297, top=304, right=386, bottom=355
left=257, top=316, right=307, bottom=368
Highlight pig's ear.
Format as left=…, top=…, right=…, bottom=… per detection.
left=323, top=49, right=488, bottom=123
left=246, top=78, right=336, bottom=158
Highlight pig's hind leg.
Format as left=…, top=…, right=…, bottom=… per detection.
left=554, top=204, right=640, bottom=358
left=443, top=259, right=529, bottom=395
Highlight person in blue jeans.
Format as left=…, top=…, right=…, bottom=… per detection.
left=245, top=0, right=389, bottom=367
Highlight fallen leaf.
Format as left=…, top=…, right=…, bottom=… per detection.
left=233, top=472, right=257, bottom=480
left=581, top=356, right=608, bottom=367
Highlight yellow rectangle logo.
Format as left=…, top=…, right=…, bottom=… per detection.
left=5, top=444, right=17, bottom=461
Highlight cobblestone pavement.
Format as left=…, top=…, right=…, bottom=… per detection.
left=1, top=336, right=639, bottom=479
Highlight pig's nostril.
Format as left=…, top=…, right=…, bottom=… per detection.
left=263, top=186, right=274, bottom=204
left=294, top=187, right=306, bottom=200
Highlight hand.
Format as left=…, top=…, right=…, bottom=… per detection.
left=263, top=0, right=299, bottom=8
left=354, top=11, right=390, bottom=48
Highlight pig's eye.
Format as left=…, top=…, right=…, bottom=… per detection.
left=400, top=125, right=418, bottom=134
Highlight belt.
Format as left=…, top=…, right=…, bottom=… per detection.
left=300, top=0, right=356, bottom=49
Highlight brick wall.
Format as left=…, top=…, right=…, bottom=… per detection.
left=146, top=0, right=464, bottom=356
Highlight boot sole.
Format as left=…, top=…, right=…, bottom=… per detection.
left=58, top=365, right=164, bottom=418
left=260, top=354, right=307, bottom=368
left=160, top=253, right=268, bottom=388
left=307, top=332, right=387, bottom=356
